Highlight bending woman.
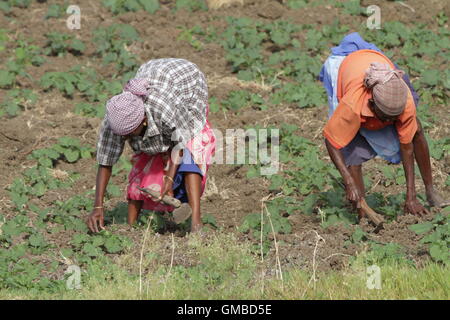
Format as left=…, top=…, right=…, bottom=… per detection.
left=86, top=58, right=216, bottom=233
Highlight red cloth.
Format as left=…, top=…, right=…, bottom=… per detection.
left=126, top=114, right=216, bottom=211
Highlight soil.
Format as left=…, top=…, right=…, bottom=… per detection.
left=0, top=0, right=449, bottom=273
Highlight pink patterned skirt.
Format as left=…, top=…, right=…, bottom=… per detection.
left=126, top=117, right=216, bottom=212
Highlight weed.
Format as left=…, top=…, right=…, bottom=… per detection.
left=43, top=32, right=85, bottom=57
left=103, top=0, right=159, bottom=14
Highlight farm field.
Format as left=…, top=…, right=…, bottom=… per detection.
left=0, top=0, right=449, bottom=300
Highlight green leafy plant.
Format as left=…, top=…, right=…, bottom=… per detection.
left=238, top=203, right=292, bottom=256
left=74, top=102, right=106, bottom=118
left=29, top=136, right=93, bottom=167
left=381, top=166, right=406, bottom=186
left=0, top=0, right=32, bottom=13
left=175, top=0, right=208, bottom=12
left=0, top=29, right=7, bottom=52
left=71, top=230, right=132, bottom=255
left=364, top=242, right=411, bottom=265
left=351, top=226, right=368, bottom=243
left=220, top=90, right=268, bottom=112
left=202, top=214, right=218, bottom=229
left=436, top=12, right=448, bottom=27
left=409, top=212, right=450, bottom=264
left=49, top=193, right=93, bottom=232
left=137, top=212, right=167, bottom=233
left=334, top=0, right=366, bottom=16
left=45, top=3, right=68, bottom=19
left=270, top=81, right=325, bottom=108
left=177, top=26, right=205, bottom=51
left=208, top=96, right=221, bottom=113
left=40, top=66, right=122, bottom=100
left=0, top=88, right=37, bottom=117
left=286, top=0, right=310, bottom=9
left=40, top=69, right=83, bottom=97
left=43, top=32, right=85, bottom=56
left=111, top=157, right=133, bottom=179
left=427, top=137, right=449, bottom=160
left=13, top=39, right=46, bottom=67
left=0, top=39, right=45, bottom=89
left=239, top=207, right=292, bottom=239
left=93, top=24, right=141, bottom=79
left=273, top=127, right=340, bottom=196
left=103, top=0, right=160, bottom=14
left=0, top=249, right=64, bottom=290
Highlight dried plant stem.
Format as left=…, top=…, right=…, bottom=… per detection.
left=139, top=215, right=153, bottom=299
left=259, top=193, right=284, bottom=294
left=264, top=203, right=284, bottom=285
left=259, top=195, right=270, bottom=295
left=163, top=233, right=175, bottom=298
left=301, top=230, right=325, bottom=298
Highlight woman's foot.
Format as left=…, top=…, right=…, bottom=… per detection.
left=190, top=221, right=203, bottom=233
left=426, top=189, right=450, bottom=208
left=127, top=199, right=143, bottom=225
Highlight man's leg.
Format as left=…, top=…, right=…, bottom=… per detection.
left=413, top=120, right=450, bottom=207
left=184, top=172, right=203, bottom=232
left=128, top=199, right=143, bottom=225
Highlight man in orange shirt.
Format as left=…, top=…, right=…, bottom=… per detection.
left=323, top=49, right=449, bottom=218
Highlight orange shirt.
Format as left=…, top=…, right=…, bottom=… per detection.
left=323, top=49, right=417, bottom=149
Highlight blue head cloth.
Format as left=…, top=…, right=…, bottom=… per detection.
left=318, top=32, right=382, bottom=82
left=330, top=32, right=382, bottom=56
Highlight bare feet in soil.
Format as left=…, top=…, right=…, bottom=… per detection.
left=190, top=221, right=203, bottom=234
left=426, top=189, right=450, bottom=208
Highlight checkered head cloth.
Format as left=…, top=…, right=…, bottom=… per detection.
left=364, top=62, right=408, bottom=117
left=106, top=78, right=150, bottom=136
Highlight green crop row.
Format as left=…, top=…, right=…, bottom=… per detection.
left=239, top=121, right=448, bottom=264
left=192, top=16, right=449, bottom=111
left=0, top=38, right=45, bottom=89
left=40, top=65, right=123, bottom=101
left=0, top=135, right=138, bottom=290
left=103, top=0, right=160, bottom=15
left=0, top=131, right=219, bottom=289
left=43, top=32, right=85, bottom=57
left=0, top=0, right=31, bottom=13
left=0, top=88, right=37, bottom=117
left=0, top=23, right=142, bottom=119
left=92, top=24, right=141, bottom=80
left=409, top=210, right=450, bottom=265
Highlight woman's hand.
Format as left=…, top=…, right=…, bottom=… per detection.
left=86, top=207, right=105, bottom=233
left=158, top=175, right=174, bottom=201
left=404, top=198, right=430, bottom=216
left=157, top=148, right=181, bottom=203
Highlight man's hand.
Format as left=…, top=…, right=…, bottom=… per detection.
left=86, top=207, right=105, bottom=233
left=404, top=198, right=430, bottom=216
left=345, top=179, right=363, bottom=209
